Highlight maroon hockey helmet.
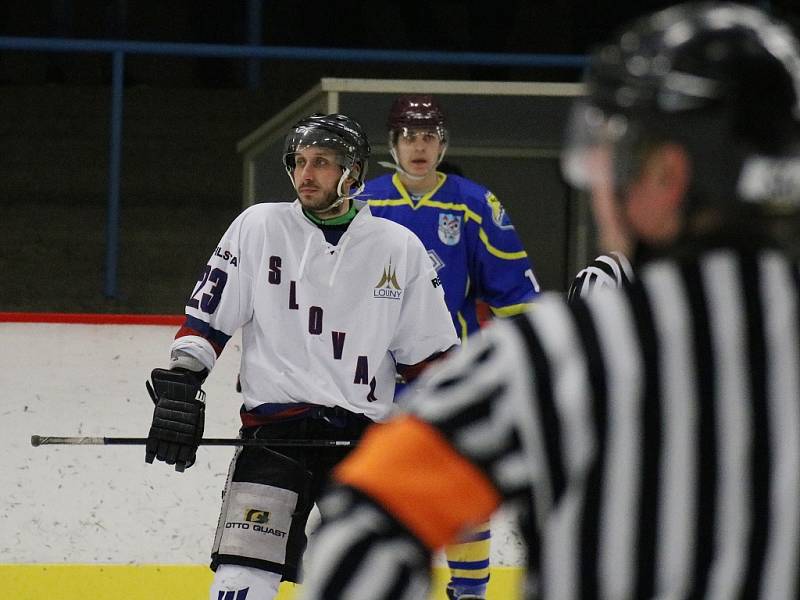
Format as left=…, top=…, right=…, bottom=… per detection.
left=387, top=94, right=448, bottom=143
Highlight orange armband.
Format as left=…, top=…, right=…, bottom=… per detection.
left=335, top=415, right=501, bottom=550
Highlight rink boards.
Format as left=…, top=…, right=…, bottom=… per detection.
left=0, top=316, right=526, bottom=599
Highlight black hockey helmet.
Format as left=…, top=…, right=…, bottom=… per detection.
left=283, top=113, right=371, bottom=189
left=387, top=94, right=448, bottom=143
left=562, top=2, right=800, bottom=216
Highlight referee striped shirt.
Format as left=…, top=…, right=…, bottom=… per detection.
left=304, top=243, right=800, bottom=600
left=567, top=251, right=634, bottom=303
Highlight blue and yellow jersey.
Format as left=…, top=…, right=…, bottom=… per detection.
left=363, top=171, right=540, bottom=340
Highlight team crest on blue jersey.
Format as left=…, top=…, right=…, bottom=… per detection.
left=374, top=260, right=403, bottom=300
left=486, top=192, right=514, bottom=230
left=438, top=214, right=462, bottom=245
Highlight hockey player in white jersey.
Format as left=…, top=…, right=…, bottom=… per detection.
left=143, top=113, right=459, bottom=600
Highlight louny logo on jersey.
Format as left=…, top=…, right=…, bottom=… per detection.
left=373, top=261, right=403, bottom=300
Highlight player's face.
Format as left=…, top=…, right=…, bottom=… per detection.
left=292, top=147, right=350, bottom=216
left=395, top=129, right=442, bottom=178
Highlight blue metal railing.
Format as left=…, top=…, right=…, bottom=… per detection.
left=0, top=35, right=588, bottom=299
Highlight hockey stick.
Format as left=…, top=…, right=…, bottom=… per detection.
left=30, top=435, right=354, bottom=448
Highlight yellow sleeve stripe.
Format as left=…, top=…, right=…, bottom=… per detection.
left=368, top=196, right=483, bottom=230
left=489, top=303, right=535, bottom=317
left=368, top=198, right=412, bottom=207
left=456, top=311, right=469, bottom=342
left=420, top=199, right=482, bottom=223
left=478, top=228, right=529, bottom=260
left=374, top=173, right=486, bottom=223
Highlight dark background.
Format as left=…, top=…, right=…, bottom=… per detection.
left=1, top=1, right=797, bottom=313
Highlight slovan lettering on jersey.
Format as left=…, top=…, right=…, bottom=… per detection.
left=215, top=246, right=239, bottom=266
left=268, top=256, right=281, bottom=284
left=267, top=255, right=377, bottom=392
left=332, top=331, right=346, bottom=359
left=354, top=356, right=369, bottom=384
left=225, top=521, right=287, bottom=538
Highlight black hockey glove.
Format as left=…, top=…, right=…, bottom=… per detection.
left=145, top=367, right=207, bottom=472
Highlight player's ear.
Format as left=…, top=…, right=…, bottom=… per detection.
left=345, top=165, right=361, bottom=188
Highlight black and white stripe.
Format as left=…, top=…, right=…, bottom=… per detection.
left=428, top=246, right=800, bottom=599
left=300, top=487, right=431, bottom=600
left=494, top=246, right=800, bottom=599
left=299, top=245, right=800, bottom=599
left=567, top=251, right=634, bottom=304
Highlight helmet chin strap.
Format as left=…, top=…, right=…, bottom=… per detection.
left=315, top=195, right=346, bottom=214
left=303, top=167, right=365, bottom=215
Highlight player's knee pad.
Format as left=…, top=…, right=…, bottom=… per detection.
left=211, top=446, right=312, bottom=576
left=209, top=564, right=281, bottom=600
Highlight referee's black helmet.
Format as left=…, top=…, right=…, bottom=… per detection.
left=562, top=2, right=800, bottom=218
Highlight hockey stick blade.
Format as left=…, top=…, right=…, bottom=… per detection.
left=30, top=435, right=354, bottom=448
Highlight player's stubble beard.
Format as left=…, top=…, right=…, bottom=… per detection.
left=299, top=186, right=345, bottom=217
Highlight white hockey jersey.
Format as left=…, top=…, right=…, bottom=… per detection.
left=171, top=199, right=458, bottom=422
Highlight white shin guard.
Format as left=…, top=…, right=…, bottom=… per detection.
left=209, top=564, right=281, bottom=600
